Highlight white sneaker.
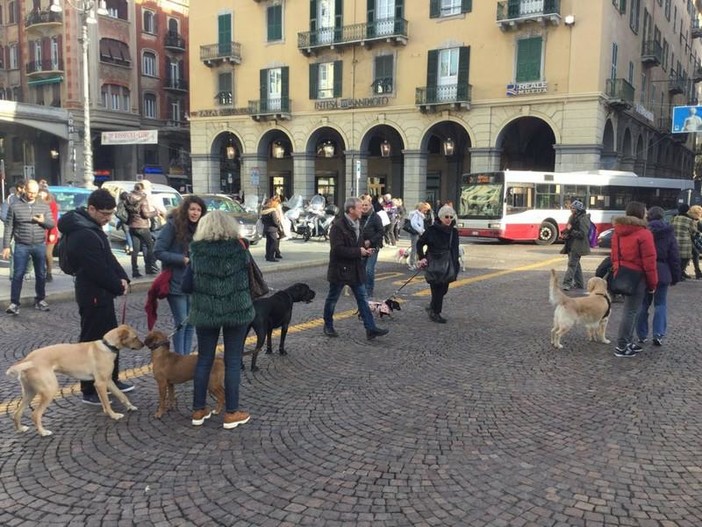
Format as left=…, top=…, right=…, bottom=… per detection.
left=34, top=300, right=50, bottom=312
left=6, top=303, right=19, bottom=315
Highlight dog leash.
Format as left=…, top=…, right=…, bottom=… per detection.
left=119, top=289, right=129, bottom=324
left=390, top=266, right=424, bottom=299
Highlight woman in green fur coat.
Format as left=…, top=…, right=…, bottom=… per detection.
left=183, top=210, right=255, bottom=430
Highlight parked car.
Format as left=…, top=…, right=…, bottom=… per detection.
left=101, top=181, right=182, bottom=242
left=185, top=193, right=262, bottom=244
left=49, top=186, right=93, bottom=219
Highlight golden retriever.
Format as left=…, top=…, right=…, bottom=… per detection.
left=549, top=269, right=611, bottom=349
left=6, top=325, right=144, bottom=436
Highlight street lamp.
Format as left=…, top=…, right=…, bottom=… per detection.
left=50, top=0, right=108, bottom=188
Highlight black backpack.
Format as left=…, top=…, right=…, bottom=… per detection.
left=115, top=200, right=129, bottom=224
left=58, top=230, right=104, bottom=276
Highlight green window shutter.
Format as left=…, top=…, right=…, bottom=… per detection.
left=458, top=46, right=470, bottom=100
left=461, top=0, right=472, bottom=13
left=218, top=13, right=232, bottom=54
left=394, top=0, right=404, bottom=33
left=334, top=0, right=343, bottom=41
left=309, top=63, right=319, bottom=99
left=374, top=55, right=393, bottom=92
left=267, top=5, right=282, bottom=41
left=218, top=72, right=232, bottom=93
left=333, top=60, right=343, bottom=97
left=260, top=68, right=267, bottom=102
left=430, top=0, right=440, bottom=18
left=310, top=0, right=317, bottom=30
left=367, top=0, right=375, bottom=38
left=516, top=37, right=542, bottom=82
left=427, top=49, right=438, bottom=88
left=281, top=67, right=289, bottom=111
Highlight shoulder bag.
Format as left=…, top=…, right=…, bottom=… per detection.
left=402, top=217, right=418, bottom=235
left=610, top=235, right=644, bottom=296
left=239, top=239, right=269, bottom=298
left=424, top=231, right=458, bottom=285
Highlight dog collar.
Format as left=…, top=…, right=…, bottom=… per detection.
left=101, top=339, right=121, bottom=353
left=596, top=293, right=612, bottom=319
left=147, top=340, right=170, bottom=350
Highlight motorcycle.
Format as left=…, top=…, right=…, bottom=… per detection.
left=296, top=195, right=339, bottom=242
left=283, top=194, right=306, bottom=238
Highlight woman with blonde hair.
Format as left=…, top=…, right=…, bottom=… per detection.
left=408, top=202, right=431, bottom=270
left=182, top=210, right=255, bottom=429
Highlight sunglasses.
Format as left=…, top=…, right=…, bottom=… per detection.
left=443, top=215, right=454, bottom=220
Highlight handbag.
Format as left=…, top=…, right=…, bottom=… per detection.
left=402, top=218, right=418, bottom=235
left=239, top=239, right=269, bottom=299
left=424, top=231, right=457, bottom=284
left=610, top=236, right=643, bottom=295
left=692, top=231, right=702, bottom=253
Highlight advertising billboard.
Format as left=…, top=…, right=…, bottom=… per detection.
left=671, top=105, right=702, bottom=133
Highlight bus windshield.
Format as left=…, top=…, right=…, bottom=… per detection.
left=459, top=174, right=503, bottom=219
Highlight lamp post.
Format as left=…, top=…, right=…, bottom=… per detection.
left=50, top=0, right=108, bottom=188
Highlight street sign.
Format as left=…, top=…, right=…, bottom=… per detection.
left=250, top=167, right=260, bottom=187
left=101, top=130, right=158, bottom=145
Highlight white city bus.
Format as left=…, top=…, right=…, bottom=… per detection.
left=456, top=170, right=696, bottom=244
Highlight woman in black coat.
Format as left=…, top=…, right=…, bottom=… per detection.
left=260, top=198, right=282, bottom=262
left=417, top=205, right=460, bottom=323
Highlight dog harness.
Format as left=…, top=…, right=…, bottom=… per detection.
left=596, top=293, right=611, bottom=319
left=101, top=339, right=121, bottom=353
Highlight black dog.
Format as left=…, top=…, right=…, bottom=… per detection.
left=244, top=283, right=316, bottom=371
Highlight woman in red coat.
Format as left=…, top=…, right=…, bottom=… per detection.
left=38, top=189, right=59, bottom=282
left=611, top=201, right=658, bottom=357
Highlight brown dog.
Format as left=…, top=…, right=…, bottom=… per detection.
left=6, top=324, right=144, bottom=437
left=549, top=269, right=611, bottom=349
left=144, top=330, right=224, bottom=418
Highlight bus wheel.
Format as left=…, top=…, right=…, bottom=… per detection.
left=536, top=222, right=558, bottom=245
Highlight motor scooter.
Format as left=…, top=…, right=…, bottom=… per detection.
left=298, top=195, right=338, bottom=241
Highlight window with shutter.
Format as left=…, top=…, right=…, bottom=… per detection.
left=218, top=13, right=232, bottom=56
left=374, top=55, right=394, bottom=94
left=217, top=72, right=232, bottom=105
left=267, top=5, right=283, bottom=41
left=515, top=37, right=542, bottom=83
left=318, top=62, right=334, bottom=99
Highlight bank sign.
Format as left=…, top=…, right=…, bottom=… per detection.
left=671, top=105, right=702, bottom=133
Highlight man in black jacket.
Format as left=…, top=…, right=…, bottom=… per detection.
left=2, top=179, right=54, bottom=315
left=57, top=189, right=134, bottom=404
left=323, top=197, right=389, bottom=340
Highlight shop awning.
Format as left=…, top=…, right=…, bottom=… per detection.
left=27, top=76, right=63, bottom=86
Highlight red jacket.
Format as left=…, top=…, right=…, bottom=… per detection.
left=611, top=215, right=658, bottom=291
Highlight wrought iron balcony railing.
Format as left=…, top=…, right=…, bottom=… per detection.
left=298, top=18, right=408, bottom=53
left=415, top=84, right=471, bottom=108
left=165, top=31, right=186, bottom=51
left=165, top=78, right=188, bottom=92
left=668, top=75, right=687, bottom=94
left=26, top=59, right=64, bottom=75
left=25, top=9, right=62, bottom=28
left=200, top=42, right=242, bottom=66
left=496, top=0, right=560, bottom=25
left=693, top=18, right=702, bottom=39
left=641, top=40, right=662, bottom=65
left=605, top=78, right=635, bottom=104
left=248, top=98, right=291, bottom=120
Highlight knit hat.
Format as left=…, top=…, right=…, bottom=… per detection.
left=678, top=203, right=690, bottom=215
left=570, top=200, right=584, bottom=211
left=646, top=206, right=665, bottom=221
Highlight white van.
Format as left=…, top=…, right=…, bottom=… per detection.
left=101, top=180, right=182, bottom=242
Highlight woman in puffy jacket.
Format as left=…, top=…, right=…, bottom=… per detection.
left=611, top=201, right=658, bottom=358
left=635, top=206, right=680, bottom=347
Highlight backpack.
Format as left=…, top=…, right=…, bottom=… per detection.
left=588, top=221, right=598, bottom=248
left=124, top=195, right=143, bottom=220
left=58, top=230, right=104, bottom=276
left=115, top=200, right=129, bottom=224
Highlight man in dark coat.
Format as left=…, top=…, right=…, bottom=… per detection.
left=323, top=197, right=389, bottom=340
left=57, top=189, right=134, bottom=404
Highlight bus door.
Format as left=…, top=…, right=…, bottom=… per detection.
left=505, top=184, right=534, bottom=214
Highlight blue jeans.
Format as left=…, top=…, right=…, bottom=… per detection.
left=365, top=250, right=379, bottom=297
left=409, top=234, right=420, bottom=267
left=616, top=279, right=646, bottom=348
left=166, top=294, right=194, bottom=355
left=193, top=324, right=248, bottom=413
left=10, top=242, right=46, bottom=305
left=323, top=282, right=376, bottom=332
left=636, top=284, right=669, bottom=340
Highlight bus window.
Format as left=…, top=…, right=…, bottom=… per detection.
left=587, top=186, right=607, bottom=209
left=535, top=183, right=560, bottom=209
left=506, top=185, right=533, bottom=214
left=459, top=180, right=503, bottom=218
left=563, top=185, right=588, bottom=208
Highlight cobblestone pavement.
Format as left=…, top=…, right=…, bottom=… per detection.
left=1, top=243, right=702, bottom=526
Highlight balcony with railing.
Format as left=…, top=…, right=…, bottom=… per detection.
left=165, top=31, right=186, bottom=52
left=693, top=18, right=702, bottom=39
left=164, top=78, right=188, bottom=93
left=668, top=75, right=687, bottom=94
left=496, top=0, right=560, bottom=30
left=25, top=9, right=62, bottom=30
left=200, top=42, right=242, bottom=67
left=694, top=63, right=702, bottom=83
left=415, top=84, right=471, bottom=111
left=248, top=98, right=291, bottom=121
left=298, top=18, right=408, bottom=54
left=605, top=78, right=634, bottom=107
left=26, top=59, right=64, bottom=76
left=641, top=40, right=662, bottom=66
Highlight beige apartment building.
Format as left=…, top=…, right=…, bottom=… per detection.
left=188, top=0, right=702, bottom=208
